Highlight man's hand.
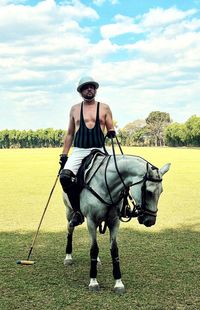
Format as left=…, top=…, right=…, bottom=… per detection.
left=106, top=130, right=116, bottom=139
left=59, top=154, right=68, bottom=169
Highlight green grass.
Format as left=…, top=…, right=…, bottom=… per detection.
left=0, top=147, right=200, bottom=309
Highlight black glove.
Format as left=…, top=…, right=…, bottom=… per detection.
left=106, top=130, right=116, bottom=139
left=59, top=154, right=68, bottom=169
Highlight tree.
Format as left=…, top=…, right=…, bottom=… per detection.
left=132, top=127, right=147, bottom=146
left=119, top=120, right=146, bottom=146
left=0, top=130, right=10, bottom=148
left=54, top=129, right=65, bottom=147
left=185, top=115, right=200, bottom=146
left=164, top=115, right=200, bottom=147
left=18, top=130, right=29, bottom=148
left=164, top=123, right=187, bottom=146
left=117, top=129, right=128, bottom=146
left=146, top=111, right=171, bottom=146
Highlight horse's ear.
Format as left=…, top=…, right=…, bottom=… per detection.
left=159, top=163, right=171, bottom=176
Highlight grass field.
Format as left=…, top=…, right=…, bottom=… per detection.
left=0, top=147, right=200, bottom=309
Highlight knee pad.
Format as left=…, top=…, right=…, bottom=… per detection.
left=60, top=169, right=76, bottom=192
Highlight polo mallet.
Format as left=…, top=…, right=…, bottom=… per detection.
left=16, top=168, right=61, bottom=265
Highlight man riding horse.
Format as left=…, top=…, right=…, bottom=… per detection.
left=59, top=76, right=115, bottom=227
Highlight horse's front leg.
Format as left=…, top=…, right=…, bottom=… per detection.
left=87, top=218, right=100, bottom=291
left=64, top=223, right=74, bottom=265
left=109, top=218, right=125, bottom=294
left=64, top=205, right=74, bottom=266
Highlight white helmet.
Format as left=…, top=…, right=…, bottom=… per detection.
left=77, top=76, right=99, bottom=93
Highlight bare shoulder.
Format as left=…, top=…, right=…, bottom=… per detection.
left=100, top=102, right=112, bottom=113
left=70, top=103, right=81, bottom=115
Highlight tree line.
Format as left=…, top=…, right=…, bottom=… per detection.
left=164, top=115, right=200, bottom=147
left=0, top=128, right=65, bottom=148
left=117, top=113, right=200, bottom=147
left=0, top=112, right=199, bottom=149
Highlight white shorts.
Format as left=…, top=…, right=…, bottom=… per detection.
left=64, top=147, right=104, bottom=175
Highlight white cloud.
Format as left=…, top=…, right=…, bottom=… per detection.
left=0, top=0, right=98, bottom=88
left=93, top=0, right=105, bottom=5
left=0, top=0, right=101, bottom=130
left=0, top=0, right=98, bottom=42
left=141, top=7, right=197, bottom=28
left=85, top=39, right=119, bottom=58
left=100, top=7, right=200, bottom=92
left=92, top=0, right=118, bottom=6
left=101, top=14, right=141, bottom=39
left=0, top=2, right=199, bottom=130
left=101, top=7, right=198, bottom=39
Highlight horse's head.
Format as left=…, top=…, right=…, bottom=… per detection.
left=132, top=163, right=170, bottom=227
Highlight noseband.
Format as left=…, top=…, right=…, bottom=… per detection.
left=138, top=171, right=163, bottom=217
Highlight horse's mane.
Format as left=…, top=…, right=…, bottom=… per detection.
left=112, top=154, right=159, bottom=170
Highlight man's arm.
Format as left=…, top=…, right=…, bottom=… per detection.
left=62, top=108, right=75, bottom=155
left=105, top=104, right=115, bottom=132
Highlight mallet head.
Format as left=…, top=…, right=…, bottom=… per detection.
left=16, top=260, right=35, bottom=265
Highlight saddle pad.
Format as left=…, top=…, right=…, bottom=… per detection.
left=76, top=149, right=107, bottom=188
left=84, top=152, right=106, bottom=181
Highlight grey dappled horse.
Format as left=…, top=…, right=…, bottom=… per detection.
left=62, top=154, right=170, bottom=293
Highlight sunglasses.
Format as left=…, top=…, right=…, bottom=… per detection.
left=81, top=84, right=96, bottom=91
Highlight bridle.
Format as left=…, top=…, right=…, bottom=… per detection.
left=139, top=166, right=163, bottom=218
left=83, top=139, right=162, bottom=220
left=112, top=162, right=163, bottom=222
left=106, top=135, right=163, bottom=219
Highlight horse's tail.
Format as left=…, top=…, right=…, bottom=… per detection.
left=99, top=221, right=107, bottom=234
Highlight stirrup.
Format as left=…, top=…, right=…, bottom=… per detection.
left=69, top=211, right=84, bottom=227
left=120, top=205, right=133, bottom=223
left=121, top=205, right=132, bottom=218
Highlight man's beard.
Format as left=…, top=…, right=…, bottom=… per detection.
left=82, top=93, right=95, bottom=101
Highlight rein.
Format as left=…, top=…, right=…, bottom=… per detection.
left=82, top=136, right=162, bottom=232
left=83, top=155, right=126, bottom=207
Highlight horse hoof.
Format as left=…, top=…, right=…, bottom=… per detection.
left=64, top=258, right=73, bottom=266
left=114, top=286, right=125, bottom=294
left=114, top=279, right=125, bottom=294
left=89, top=284, right=100, bottom=292
left=64, top=254, right=73, bottom=266
left=89, top=278, right=100, bottom=291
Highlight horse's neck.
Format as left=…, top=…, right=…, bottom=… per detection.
left=106, top=155, right=146, bottom=187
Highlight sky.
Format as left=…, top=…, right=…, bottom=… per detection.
left=0, top=0, right=200, bottom=130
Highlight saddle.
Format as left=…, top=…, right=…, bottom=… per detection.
left=76, top=149, right=107, bottom=190
left=76, top=149, right=135, bottom=223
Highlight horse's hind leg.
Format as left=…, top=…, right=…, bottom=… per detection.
left=109, top=219, right=125, bottom=294
left=64, top=224, right=74, bottom=266
left=87, top=219, right=100, bottom=291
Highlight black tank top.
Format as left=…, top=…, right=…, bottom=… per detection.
left=73, top=102, right=105, bottom=148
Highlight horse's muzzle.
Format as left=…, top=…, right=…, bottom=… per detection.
left=137, top=214, right=156, bottom=227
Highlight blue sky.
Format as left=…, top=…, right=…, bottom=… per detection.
left=0, top=0, right=200, bottom=130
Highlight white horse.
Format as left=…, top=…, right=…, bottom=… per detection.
left=62, top=153, right=170, bottom=293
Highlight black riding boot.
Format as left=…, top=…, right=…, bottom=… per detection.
left=60, top=169, right=84, bottom=227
